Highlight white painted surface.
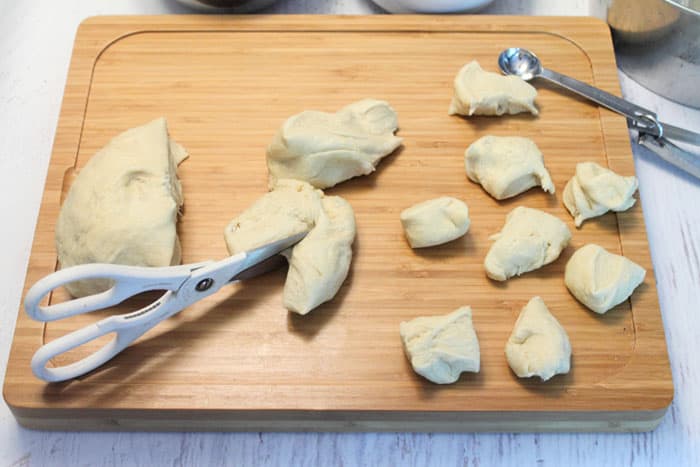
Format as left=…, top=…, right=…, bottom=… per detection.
left=1, top=1, right=699, bottom=466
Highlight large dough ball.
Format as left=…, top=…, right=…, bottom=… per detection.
left=55, top=118, right=188, bottom=297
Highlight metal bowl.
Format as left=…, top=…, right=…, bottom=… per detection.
left=603, top=0, right=700, bottom=108
left=370, top=0, right=495, bottom=13
left=174, top=0, right=278, bottom=12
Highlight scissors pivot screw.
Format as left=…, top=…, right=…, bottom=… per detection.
left=195, top=278, right=214, bottom=292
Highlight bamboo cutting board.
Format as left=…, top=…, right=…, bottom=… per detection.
left=4, top=15, right=673, bottom=432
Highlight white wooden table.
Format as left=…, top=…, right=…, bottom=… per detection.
left=1, top=1, right=699, bottom=465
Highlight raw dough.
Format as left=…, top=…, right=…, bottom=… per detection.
left=55, top=118, right=188, bottom=297
left=563, top=162, right=639, bottom=227
left=224, top=179, right=356, bottom=315
left=224, top=179, right=322, bottom=254
left=465, top=136, right=555, bottom=200
left=282, top=196, right=356, bottom=315
left=266, top=99, right=403, bottom=189
left=485, top=207, right=571, bottom=281
left=505, top=296, right=571, bottom=381
left=400, top=197, right=470, bottom=248
left=448, top=61, right=538, bottom=117
left=400, top=306, right=480, bottom=384
left=564, top=243, right=646, bottom=314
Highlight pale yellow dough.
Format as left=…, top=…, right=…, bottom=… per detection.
left=224, top=179, right=356, bottom=315
left=448, top=61, right=538, bottom=117
left=224, top=179, right=321, bottom=254
left=266, top=99, right=403, bottom=189
left=485, top=207, right=571, bottom=281
left=563, top=162, right=638, bottom=227
left=565, top=244, right=646, bottom=314
left=400, top=307, right=480, bottom=384
left=282, top=196, right=356, bottom=314
left=505, top=296, right=571, bottom=381
left=55, top=118, right=188, bottom=297
left=465, top=136, right=554, bottom=200
left=400, top=197, right=470, bottom=248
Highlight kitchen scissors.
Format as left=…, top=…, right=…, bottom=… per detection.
left=24, top=232, right=306, bottom=383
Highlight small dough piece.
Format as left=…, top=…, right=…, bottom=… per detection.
left=400, top=197, right=470, bottom=248
left=448, top=61, right=538, bottom=117
left=282, top=196, right=356, bottom=315
left=400, top=307, right=480, bottom=384
left=266, top=99, right=403, bottom=189
left=565, top=244, right=646, bottom=314
left=55, top=118, right=188, bottom=297
left=224, top=179, right=322, bottom=254
left=465, top=136, right=555, bottom=200
left=485, top=207, right=571, bottom=281
left=505, top=296, right=571, bottom=381
left=563, top=162, right=639, bottom=227
left=224, top=179, right=356, bottom=315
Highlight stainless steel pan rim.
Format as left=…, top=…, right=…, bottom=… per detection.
left=664, top=0, right=700, bottom=17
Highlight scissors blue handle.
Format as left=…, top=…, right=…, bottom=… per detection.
left=24, top=233, right=305, bottom=383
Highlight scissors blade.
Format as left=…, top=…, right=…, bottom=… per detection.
left=638, top=133, right=700, bottom=181
left=232, top=255, right=286, bottom=282
left=228, top=231, right=308, bottom=283
left=660, top=121, right=700, bottom=147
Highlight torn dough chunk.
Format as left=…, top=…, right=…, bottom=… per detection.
left=565, top=244, right=646, bottom=314
left=485, top=207, right=571, bottom=281
left=448, top=61, right=538, bottom=117
left=266, top=99, right=403, bottom=189
left=505, top=296, right=571, bottom=381
left=400, top=197, right=470, bottom=248
left=224, top=179, right=356, bottom=315
left=282, top=196, right=356, bottom=314
left=465, top=136, right=554, bottom=200
left=400, top=307, right=480, bottom=384
left=224, top=179, right=322, bottom=254
left=563, top=162, right=639, bottom=227
left=55, top=118, right=188, bottom=297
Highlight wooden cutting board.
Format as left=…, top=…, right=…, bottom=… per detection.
left=4, top=15, right=673, bottom=432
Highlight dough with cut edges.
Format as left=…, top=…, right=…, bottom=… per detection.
left=282, top=196, right=355, bottom=315
left=448, top=61, right=538, bottom=117
left=465, top=136, right=554, bottom=200
left=400, top=197, right=470, bottom=248
left=266, top=99, right=403, bottom=189
left=224, top=179, right=356, bottom=315
left=565, top=243, right=646, bottom=314
left=505, top=296, right=571, bottom=381
left=485, top=207, right=571, bottom=281
left=563, top=162, right=639, bottom=227
left=224, top=179, right=322, bottom=254
left=400, top=307, right=480, bottom=384
left=55, top=118, right=188, bottom=297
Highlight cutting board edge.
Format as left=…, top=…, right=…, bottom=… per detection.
left=10, top=406, right=668, bottom=433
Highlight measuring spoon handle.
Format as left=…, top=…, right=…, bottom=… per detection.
left=538, top=67, right=660, bottom=135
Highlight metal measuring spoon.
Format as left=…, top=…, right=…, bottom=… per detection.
left=498, top=47, right=700, bottom=179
